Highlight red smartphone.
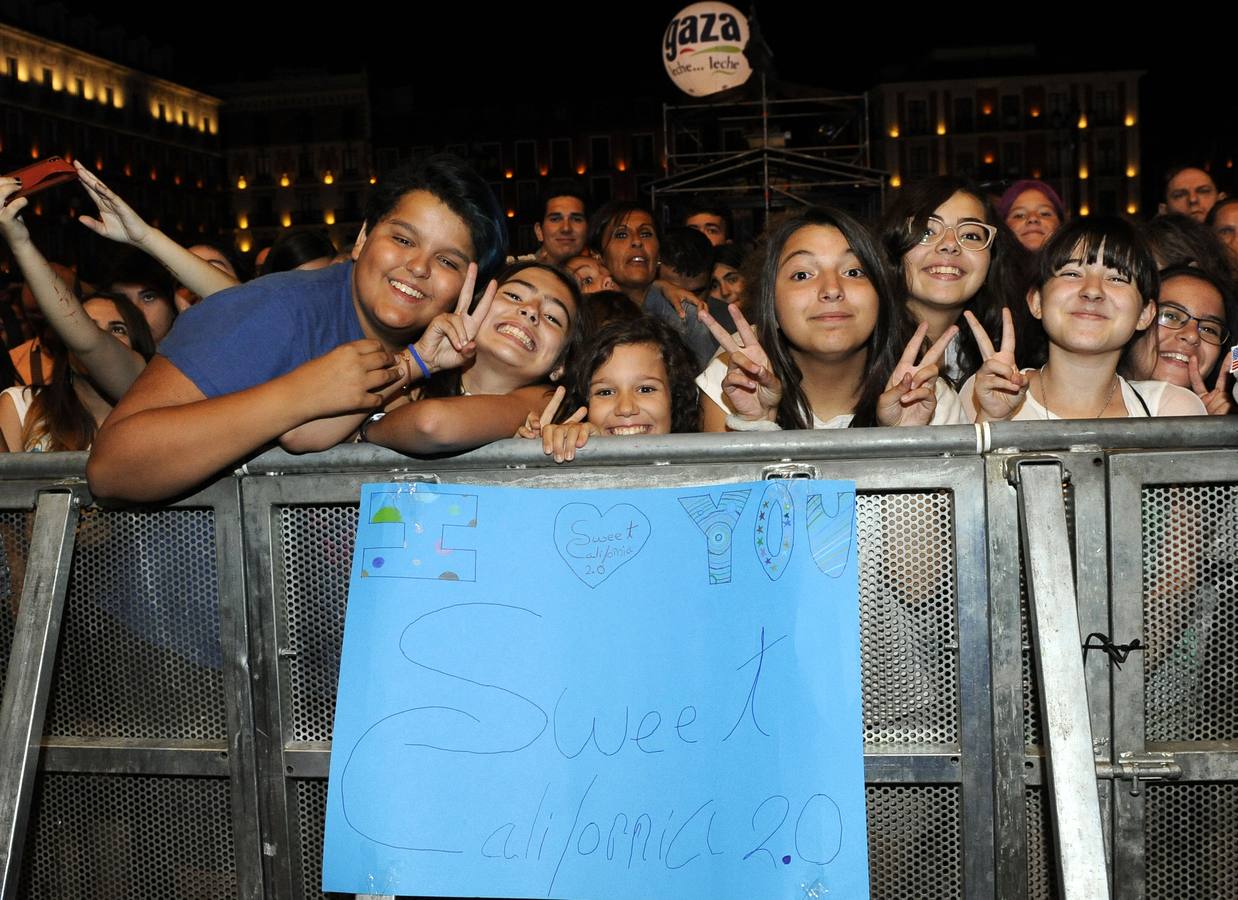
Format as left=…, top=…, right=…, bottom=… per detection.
left=3, top=156, right=78, bottom=204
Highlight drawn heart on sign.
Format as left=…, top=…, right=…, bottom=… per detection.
left=553, top=502, right=651, bottom=589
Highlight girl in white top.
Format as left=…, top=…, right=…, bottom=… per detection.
left=960, top=217, right=1206, bottom=421
left=696, top=206, right=966, bottom=432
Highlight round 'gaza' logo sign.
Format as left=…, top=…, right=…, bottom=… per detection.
left=663, top=2, right=752, bottom=97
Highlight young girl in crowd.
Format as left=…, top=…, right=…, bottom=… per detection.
left=0, top=292, right=155, bottom=451
left=358, top=261, right=583, bottom=453
left=517, top=316, right=700, bottom=462
left=1122, top=264, right=1235, bottom=415
left=696, top=206, right=965, bottom=431
left=961, top=217, right=1207, bottom=420
left=880, top=176, right=1027, bottom=383
left=0, top=175, right=157, bottom=451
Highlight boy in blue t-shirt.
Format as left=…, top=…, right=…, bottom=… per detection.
left=87, top=155, right=507, bottom=503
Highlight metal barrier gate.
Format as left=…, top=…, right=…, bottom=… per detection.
left=0, top=419, right=1233, bottom=899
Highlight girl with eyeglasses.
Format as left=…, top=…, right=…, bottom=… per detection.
left=960, top=217, right=1207, bottom=421
left=879, top=176, right=1029, bottom=384
left=1123, top=265, right=1236, bottom=415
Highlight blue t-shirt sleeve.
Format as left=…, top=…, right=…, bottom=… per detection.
left=159, top=263, right=363, bottom=398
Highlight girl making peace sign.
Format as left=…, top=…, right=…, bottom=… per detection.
left=696, top=207, right=966, bottom=431
left=960, top=218, right=1206, bottom=421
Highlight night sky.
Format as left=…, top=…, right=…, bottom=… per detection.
left=27, top=3, right=1235, bottom=180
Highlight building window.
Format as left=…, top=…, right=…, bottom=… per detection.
left=1095, top=91, right=1117, bottom=126
left=550, top=138, right=572, bottom=177
left=5, top=57, right=16, bottom=78
left=377, top=148, right=398, bottom=172
left=74, top=77, right=84, bottom=95
left=202, top=116, right=211, bottom=134
left=1097, top=139, right=1117, bottom=176
left=42, top=67, right=52, bottom=86
left=1000, top=95, right=1020, bottom=129
left=590, top=136, right=612, bottom=169
left=158, top=102, right=167, bottom=120
left=1002, top=142, right=1022, bottom=176
left=955, top=152, right=975, bottom=177
left=256, top=151, right=270, bottom=177
left=952, top=98, right=974, bottom=133
left=343, top=148, right=357, bottom=174
left=515, top=140, right=537, bottom=178
left=632, top=133, right=656, bottom=170
left=909, top=145, right=930, bottom=178
left=517, top=180, right=538, bottom=217
left=906, top=100, right=929, bottom=136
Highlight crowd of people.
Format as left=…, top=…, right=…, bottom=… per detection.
left=0, top=154, right=1233, bottom=503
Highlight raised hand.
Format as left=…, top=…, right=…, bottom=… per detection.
left=409, top=263, right=498, bottom=376
left=964, top=308, right=1027, bottom=422
left=1188, top=356, right=1235, bottom=416
left=74, top=161, right=152, bottom=246
left=878, top=322, right=958, bottom=426
left=0, top=178, right=31, bottom=247
left=699, top=302, right=781, bottom=422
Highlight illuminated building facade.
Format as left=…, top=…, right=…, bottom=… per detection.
left=219, top=73, right=372, bottom=256
left=0, top=21, right=224, bottom=264
left=872, top=70, right=1143, bottom=217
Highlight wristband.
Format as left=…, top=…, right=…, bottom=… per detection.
left=407, top=344, right=431, bottom=380
left=359, top=411, right=386, bottom=443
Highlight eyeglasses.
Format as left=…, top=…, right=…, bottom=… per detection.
left=915, top=216, right=996, bottom=252
left=1156, top=302, right=1230, bottom=346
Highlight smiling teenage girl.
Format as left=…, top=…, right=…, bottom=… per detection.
left=696, top=207, right=964, bottom=432
left=363, top=262, right=582, bottom=454
left=961, top=218, right=1206, bottom=421
left=880, top=176, right=1027, bottom=384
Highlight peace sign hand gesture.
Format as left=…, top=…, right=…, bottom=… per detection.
left=964, top=308, right=1028, bottom=422
left=1188, top=356, right=1236, bottom=416
left=878, top=322, right=958, bottom=426
left=410, top=262, right=498, bottom=377
left=699, top=303, right=781, bottom=423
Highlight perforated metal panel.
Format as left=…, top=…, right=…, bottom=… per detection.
left=19, top=772, right=236, bottom=899
left=1142, top=485, right=1238, bottom=743
left=280, top=504, right=358, bottom=743
left=43, top=507, right=224, bottom=740
left=866, top=784, right=961, bottom=899
left=857, top=492, right=959, bottom=745
left=1146, top=782, right=1238, bottom=900
left=295, top=779, right=349, bottom=900
left=1025, top=787, right=1059, bottom=900
left=0, top=508, right=33, bottom=700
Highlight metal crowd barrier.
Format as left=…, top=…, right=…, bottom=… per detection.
left=0, top=418, right=1234, bottom=900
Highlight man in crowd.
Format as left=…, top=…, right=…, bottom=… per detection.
left=1163, top=166, right=1225, bottom=222
left=532, top=189, right=588, bottom=264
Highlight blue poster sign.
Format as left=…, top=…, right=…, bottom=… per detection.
left=323, top=480, right=868, bottom=899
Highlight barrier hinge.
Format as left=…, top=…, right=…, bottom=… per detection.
left=1006, top=455, right=1071, bottom=487
left=762, top=463, right=818, bottom=480
left=1096, top=751, right=1181, bottom=796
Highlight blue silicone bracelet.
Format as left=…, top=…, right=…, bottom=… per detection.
left=407, top=344, right=431, bottom=380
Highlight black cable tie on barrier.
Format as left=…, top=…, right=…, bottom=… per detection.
left=1082, top=632, right=1144, bottom=670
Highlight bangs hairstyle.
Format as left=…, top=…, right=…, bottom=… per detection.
left=878, top=175, right=1030, bottom=383
left=563, top=316, right=700, bottom=434
left=1037, top=216, right=1159, bottom=302
left=418, top=261, right=584, bottom=400
left=365, top=153, right=508, bottom=286
left=751, top=206, right=908, bottom=429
